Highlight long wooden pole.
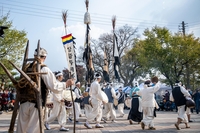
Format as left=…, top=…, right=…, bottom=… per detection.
left=62, top=11, right=76, bottom=133
left=112, top=16, right=116, bottom=82
left=36, top=40, right=44, bottom=133
left=8, top=41, right=29, bottom=133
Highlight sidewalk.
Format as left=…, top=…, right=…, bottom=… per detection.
left=0, top=110, right=199, bottom=133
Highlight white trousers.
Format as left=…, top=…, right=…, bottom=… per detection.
left=84, top=104, right=93, bottom=118
left=177, top=105, right=188, bottom=123
left=186, top=107, right=191, bottom=115
left=87, top=98, right=102, bottom=124
left=142, top=107, right=155, bottom=127
left=74, top=102, right=81, bottom=121
left=118, top=103, right=124, bottom=116
left=17, top=102, right=40, bottom=133
left=103, top=102, right=116, bottom=120
left=47, top=100, right=66, bottom=127
left=44, top=107, right=51, bottom=122
left=66, top=107, right=73, bottom=119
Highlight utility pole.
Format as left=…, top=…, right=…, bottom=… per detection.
left=180, top=21, right=190, bottom=89
left=181, top=21, right=186, bottom=36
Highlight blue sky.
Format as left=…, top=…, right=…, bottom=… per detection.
left=1, top=0, right=200, bottom=72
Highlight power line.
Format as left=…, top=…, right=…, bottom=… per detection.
left=0, top=1, right=187, bottom=26
left=1, top=1, right=200, bottom=32
left=2, top=7, right=180, bottom=31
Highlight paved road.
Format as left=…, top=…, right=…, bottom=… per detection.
left=0, top=109, right=199, bottom=133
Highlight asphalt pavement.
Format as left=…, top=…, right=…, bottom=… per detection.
left=0, top=109, right=200, bottom=133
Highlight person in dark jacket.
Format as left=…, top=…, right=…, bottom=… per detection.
left=170, top=81, right=191, bottom=130
left=83, top=84, right=92, bottom=118
left=103, top=83, right=117, bottom=122
left=193, top=89, right=200, bottom=114
left=127, top=84, right=143, bottom=124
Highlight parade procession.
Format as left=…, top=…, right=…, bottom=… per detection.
left=0, top=0, right=200, bottom=133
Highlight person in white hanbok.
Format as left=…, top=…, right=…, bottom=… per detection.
left=44, top=71, right=70, bottom=131
left=135, top=77, right=160, bottom=130
left=84, top=73, right=105, bottom=129
left=73, top=81, right=84, bottom=123
left=16, top=48, right=74, bottom=133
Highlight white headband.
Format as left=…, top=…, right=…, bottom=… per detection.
left=76, top=82, right=80, bottom=85
left=95, top=75, right=101, bottom=79
left=56, top=72, right=63, bottom=77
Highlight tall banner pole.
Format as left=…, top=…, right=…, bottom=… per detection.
left=112, top=16, right=120, bottom=83
left=62, top=11, right=76, bottom=133
left=83, top=0, right=94, bottom=86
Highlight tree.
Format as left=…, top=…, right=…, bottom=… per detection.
left=0, top=13, right=27, bottom=88
left=134, top=26, right=200, bottom=89
left=78, top=25, right=139, bottom=85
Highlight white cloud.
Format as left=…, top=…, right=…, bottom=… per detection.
left=90, top=25, right=106, bottom=39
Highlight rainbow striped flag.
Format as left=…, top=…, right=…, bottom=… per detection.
left=61, top=34, right=73, bottom=45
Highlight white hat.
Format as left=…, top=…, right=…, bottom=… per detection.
left=34, top=47, right=48, bottom=56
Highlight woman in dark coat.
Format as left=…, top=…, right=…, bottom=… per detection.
left=128, top=85, right=143, bottom=124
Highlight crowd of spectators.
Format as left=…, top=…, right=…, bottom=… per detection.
left=0, top=89, right=16, bottom=113
left=158, top=89, right=200, bottom=114
left=0, top=87, right=200, bottom=115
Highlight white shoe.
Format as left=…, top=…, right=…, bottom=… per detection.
left=95, top=124, right=104, bottom=128
left=44, top=122, right=50, bottom=130
left=60, top=127, right=69, bottom=131
left=84, top=123, right=92, bottom=129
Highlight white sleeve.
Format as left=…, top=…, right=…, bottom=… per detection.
left=170, top=92, right=174, bottom=101
left=180, top=87, right=191, bottom=97
left=41, top=67, right=66, bottom=93
left=89, top=82, right=94, bottom=97
left=74, top=88, right=81, bottom=99
left=117, top=92, right=120, bottom=99
left=97, top=83, right=101, bottom=96
left=89, top=87, right=92, bottom=97
left=111, top=88, right=117, bottom=99
left=136, top=87, right=143, bottom=96
left=148, top=82, right=161, bottom=93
